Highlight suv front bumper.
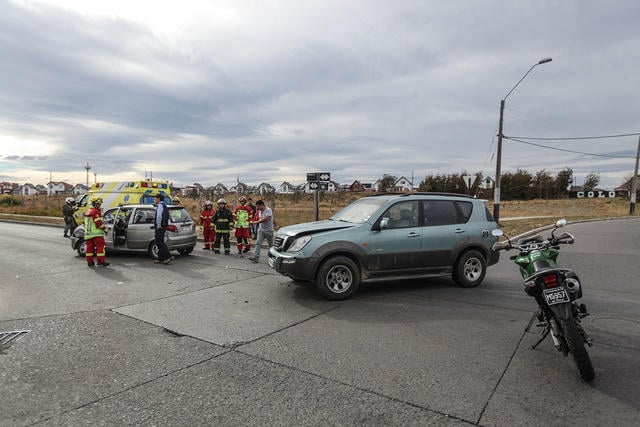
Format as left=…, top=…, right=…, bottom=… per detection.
left=268, top=247, right=316, bottom=282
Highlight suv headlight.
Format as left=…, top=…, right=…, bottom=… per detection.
left=288, top=235, right=311, bottom=252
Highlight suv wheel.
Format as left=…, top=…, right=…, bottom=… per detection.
left=316, top=256, right=360, bottom=300
left=453, top=250, right=486, bottom=288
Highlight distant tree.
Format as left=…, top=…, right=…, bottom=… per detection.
left=554, top=168, right=573, bottom=198
left=532, top=169, right=554, bottom=199
left=583, top=172, right=600, bottom=191
left=379, top=175, right=396, bottom=192
left=500, top=169, right=534, bottom=200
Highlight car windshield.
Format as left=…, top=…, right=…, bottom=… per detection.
left=330, top=198, right=388, bottom=224
left=169, top=207, right=192, bottom=223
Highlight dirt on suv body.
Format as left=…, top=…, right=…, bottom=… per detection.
left=268, top=193, right=500, bottom=300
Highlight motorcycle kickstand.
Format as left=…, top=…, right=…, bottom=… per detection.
left=531, top=326, right=550, bottom=350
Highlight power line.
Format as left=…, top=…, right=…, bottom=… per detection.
left=504, top=132, right=640, bottom=141
left=504, top=137, right=637, bottom=158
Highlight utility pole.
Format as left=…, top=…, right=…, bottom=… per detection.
left=84, top=162, right=91, bottom=187
left=630, top=136, right=640, bottom=215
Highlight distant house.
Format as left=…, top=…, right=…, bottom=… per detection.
left=394, top=176, right=413, bottom=192
left=47, top=181, right=73, bottom=195
left=361, top=182, right=374, bottom=191
left=348, top=180, right=365, bottom=192
left=230, top=182, right=251, bottom=194
left=212, top=183, right=228, bottom=195
left=256, top=182, right=275, bottom=195
left=615, top=175, right=640, bottom=198
left=277, top=182, right=297, bottom=194
left=18, top=183, right=39, bottom=196
left=72, top=183, right=89, bottom=194
left=0, top=181, right=17, bottom=194
left=35, top=184, right=47, bottom=194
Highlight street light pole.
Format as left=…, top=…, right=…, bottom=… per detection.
left=493, top=57, right=552, bottom=223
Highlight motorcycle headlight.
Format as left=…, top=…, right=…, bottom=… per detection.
left=287, top=235, right=311, bottom=252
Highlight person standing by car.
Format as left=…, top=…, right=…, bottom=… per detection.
left=153, top=193, right=173, bottom=265
left=233, top=196, right=253, bottom=255
left=248, top=200, right=274, bottom=263
left=62, top=197, right=77, bottom=238
left=199, top=200, right=215, bottom=250
left=212, top=198, right=234, bottom=255
left=247, top=197, right=257, bottom=239
left=84, top=197, right=109, bottom=267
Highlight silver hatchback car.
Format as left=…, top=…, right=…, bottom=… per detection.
left=70, top=204, right=197, bottom=258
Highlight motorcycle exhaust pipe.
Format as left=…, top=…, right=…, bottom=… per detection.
left=565, top=278, right=581, bottom=295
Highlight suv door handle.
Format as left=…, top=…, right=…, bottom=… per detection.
left=407, top=232, right=421, bottom=238
left=454, top=228, right=465, bottom=233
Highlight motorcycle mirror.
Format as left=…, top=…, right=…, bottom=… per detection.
left=492, top=229, right=504, bottom=237
left=555, top=218, right=567, bottom=228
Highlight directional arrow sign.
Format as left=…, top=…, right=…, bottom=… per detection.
left=309, top=182, right=319, bottom=190
left=318, top=172, right=331, bottom=182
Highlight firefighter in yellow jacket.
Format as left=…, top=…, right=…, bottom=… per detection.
left=84, top=197, right=109, bottom=267
left=233, top=196, right=253, bottom=255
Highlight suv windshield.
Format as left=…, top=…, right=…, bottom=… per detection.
left=330, top=197, right=388, bottom=224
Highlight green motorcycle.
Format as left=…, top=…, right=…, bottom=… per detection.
left=492, top=219, right=595, bottom=382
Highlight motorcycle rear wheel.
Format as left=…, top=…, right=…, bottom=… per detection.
left=561, top=318, right=595, bottom=382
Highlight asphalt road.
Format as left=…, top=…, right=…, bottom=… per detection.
left=1, top=218, right=639, bottom=426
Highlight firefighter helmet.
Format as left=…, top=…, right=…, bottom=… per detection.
left=217, top=198, right=227, bottom=204
left=173, top=196, right=181, bottom=204
left=91, top=197, right=103, bottom=205
left=205, top=200, right=212, bottom=207
left=239, top=196, right=247, bottom=203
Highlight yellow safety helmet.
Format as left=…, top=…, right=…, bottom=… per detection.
left=91, top=197, right=103, bottom=205
left=173, top=196, right=181, bottom=204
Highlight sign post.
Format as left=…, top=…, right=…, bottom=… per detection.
left=308, top=172, right=331, bottom=221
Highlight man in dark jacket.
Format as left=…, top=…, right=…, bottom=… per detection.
left=153, top=193, right=173, bottom=264
left=62, top=197, right=78, bottom=238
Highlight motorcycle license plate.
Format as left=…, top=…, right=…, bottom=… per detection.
left=543, top=287, right=570, bottom=305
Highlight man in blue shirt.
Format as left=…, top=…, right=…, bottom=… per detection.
left=154, top=193, right=173, bottom=264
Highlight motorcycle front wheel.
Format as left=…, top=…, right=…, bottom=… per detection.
left=561, top=318, right=595, bottom=382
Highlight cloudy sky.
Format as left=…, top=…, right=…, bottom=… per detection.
left=1, top=0, right=639, bottom=190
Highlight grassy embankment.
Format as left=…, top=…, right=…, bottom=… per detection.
left=0, top=193, right=634, bottom=237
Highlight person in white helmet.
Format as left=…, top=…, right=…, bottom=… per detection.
left=62, top=197, right=78, bottom=238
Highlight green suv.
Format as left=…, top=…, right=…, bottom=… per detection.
left=268, top=193, right=500, bottom=300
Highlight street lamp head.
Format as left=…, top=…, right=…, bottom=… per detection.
left=538, top=57, right=552, bottom=64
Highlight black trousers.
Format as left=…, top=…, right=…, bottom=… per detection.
left=154, top=228, right=171, bottom=261
left=214, top=232, right=231, bottom=253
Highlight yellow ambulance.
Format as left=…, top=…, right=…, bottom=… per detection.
left=73, top=180, right=172, bottom=223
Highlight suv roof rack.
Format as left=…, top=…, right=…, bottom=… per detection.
left=371, top=192, right=475, bottom=199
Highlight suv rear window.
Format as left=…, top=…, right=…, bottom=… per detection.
left=422, top=200, right=473, bottom=226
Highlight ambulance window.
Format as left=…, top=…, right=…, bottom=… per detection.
left=141, top=194, right=156, bottom=204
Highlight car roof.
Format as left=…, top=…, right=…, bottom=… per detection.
left=111, top=204, right=184, bottom=209
left=365, top=192, right=485, bottom=202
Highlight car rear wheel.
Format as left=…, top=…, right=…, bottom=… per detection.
left=453, top=250, right=486, bottom=288
left=148, top=241, right=160, bottom=259
left=178, top=247, right=194, bottom=255
left=315, top=256, right=360, bottom=300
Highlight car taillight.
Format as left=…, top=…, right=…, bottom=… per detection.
left=166, top=225, right=178, bottom=232
left=542, top=273, right=559, bottom=288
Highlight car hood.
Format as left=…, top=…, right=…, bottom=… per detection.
left=278, top=220, right=357, bottom=237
